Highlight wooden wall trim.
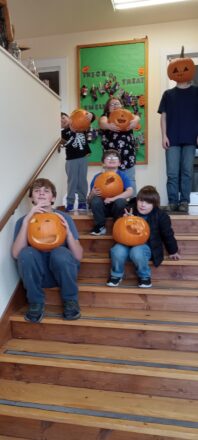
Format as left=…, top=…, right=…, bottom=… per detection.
left=0, top=282, right=26, bottom=347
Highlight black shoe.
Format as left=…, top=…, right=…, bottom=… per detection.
left=63, top=300, right=81, bottom=320
left=138, top=278, right=152, bottom=288
left=90, top=225, right=107, bottom=236
left=25, top=303, right=44, bottom=323
left=107, top=276, right=122, bottom=287
left=163, top=204, right=178, bottom=213
left=178, top=202, right=188, bottom=213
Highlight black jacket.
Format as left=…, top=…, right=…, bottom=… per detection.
left=130, top=203, right=178, bottom=267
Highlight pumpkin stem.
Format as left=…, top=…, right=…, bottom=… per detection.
left=180, top=46, right=184, bottom=58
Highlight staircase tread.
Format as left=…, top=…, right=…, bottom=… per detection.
left=82, top=255, right=198, bottom=264
left=1, top=338, right=198, bottom=379
left=10, top=305, right=198, bottom=333
left=80, top=233, right=198, bottom=240
left=0, top=378, right=198, bottom=437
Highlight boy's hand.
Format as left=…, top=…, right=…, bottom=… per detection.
left=162, top=135, right=170, bottom=150
left=86, top=112, right=93, bottom=121
left=124, top=208, right=133, bottom=216
left=169, top=252, right=181, bottom=260
left=25, top=202, right=48, bottom=223
left=92, top=187, right=101, bottom=196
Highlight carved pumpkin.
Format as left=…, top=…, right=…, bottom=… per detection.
left=94, top=171, right=124, bottom=198
left=70, top=109, right=90, bottom=132
left=167, top=46, right=195, bottom=83
left=108, top=108, right=134, bottom=131
left=28, top=212, right=67, bottom=251
left=113, top=216, right=150, bottom=246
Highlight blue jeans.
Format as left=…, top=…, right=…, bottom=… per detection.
left=123, top=166, right=136, bottom=196
left=90, top=196, right=127, bottom=227
left=110, top=243, right=152, bottom=279
left=17, top=246, right=80, bottom=305
left=166, top=145, right=195, bottom=204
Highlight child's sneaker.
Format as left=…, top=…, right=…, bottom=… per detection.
left=90, top=225, right=106, bottom=235
left=107, top=276, right=122, bottom=287
left=63, top=300, right=81, bottom=320
left=25, top=303, right=44, bottom=323
left=65, top=203, right=74, bottom=212
left=138, top=278, right=152, bottom=288
left=78, top=202, right=87, bottom=211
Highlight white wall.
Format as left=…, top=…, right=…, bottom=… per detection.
left=0, top=46, right=62, bottom=317
left=0, top=46, right=61, bottom=220
left=20, top=18, right=198, bottom=204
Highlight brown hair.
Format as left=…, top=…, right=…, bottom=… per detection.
left=102, top=149, right=121, bottom=162
left=137, top=185, right=160, bottom=208
left=29, top=178, right=57, bottom=198
left=103, top=96, right=123, bottom=115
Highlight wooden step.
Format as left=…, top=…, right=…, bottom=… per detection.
left=70, top=213, right=198, bottom=235
left=44, top=280, right=198, bottom=312
left=79, top=256, right=198, bottom=280
left=80, top=234, right=198, bottom=256
left=1, top=338, right=198, bottom=400
left=10, top=306, right=198, bottom=352
left=0, top=378, right=198, bottom=439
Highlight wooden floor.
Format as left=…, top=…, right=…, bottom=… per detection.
left=0, top=212, right=198, bottom=439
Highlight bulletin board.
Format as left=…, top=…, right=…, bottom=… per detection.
left=77, top=37, right=148, bottom=165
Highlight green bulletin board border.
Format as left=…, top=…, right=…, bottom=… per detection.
left=77, top=38, right=148, bottom=165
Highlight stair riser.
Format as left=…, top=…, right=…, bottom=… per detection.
left=79, top=262, right=198, bottom=280
left=75, top=218, right=198, bottom=235
left=45, top=289, right=198, bottom=312
left=1, top=362, right=198, bottom=400
left=11, top=322, right=198, bottom=352
left=0, top=414, right=189, bottom=440
left=81, top=238, right=198, bottom=256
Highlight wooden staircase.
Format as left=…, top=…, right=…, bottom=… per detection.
left=0, top=212, right=198, bottom=439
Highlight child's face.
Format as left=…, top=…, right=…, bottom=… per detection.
left=137, top=199, right=153, bottom=215
left=103, top=154, right=120, bottom=169
left=61, top=114, right=69, bottom=129
left=109, top=99, right=122, bottom=113
left=32, top=186, right=55, bottom=207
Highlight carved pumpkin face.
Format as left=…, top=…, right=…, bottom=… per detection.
left=108, top=109, right=134, bottom=131
left=94, top=171, right=124, bottom=198
left=70, top=109, right=90, bottom=132
left=167, top=47, right=195, bottom=83
left=113, top=216, right=150, bottom=246
left=28, top=213, right=67, bottom=251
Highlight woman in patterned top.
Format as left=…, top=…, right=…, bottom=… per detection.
left=99, top=97, right=140, bottom=195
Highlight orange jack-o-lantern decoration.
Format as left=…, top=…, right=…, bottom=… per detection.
left=113, top=216, right=150, bottom=246
left=70, top=109, right=90, bottom=132
left=94, top=171, right=124, bottom=198
left=138, top=67, right=144, bottom=76
left=28, top=212, right=67, bottom=251
left=108, top=109, right=134, bottom=131
left=167, top=46, right=195, bottom=83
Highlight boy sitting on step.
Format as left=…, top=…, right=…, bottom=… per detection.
left=88, top=149, right=133, bottom=236
left=12, top=178, right=83, bottom=323
left=107, top=185, right=180, bottom=288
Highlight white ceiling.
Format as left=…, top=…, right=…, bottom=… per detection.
left=7, top=0, right=198, bottom=40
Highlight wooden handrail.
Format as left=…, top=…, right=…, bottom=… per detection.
left=0, top=138, right=62, bottom=232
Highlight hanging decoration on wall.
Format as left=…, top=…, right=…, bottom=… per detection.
left=77, top=37, right=148, bottom=164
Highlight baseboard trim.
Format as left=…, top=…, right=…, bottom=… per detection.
left=0, top=282, right=26, bottom=347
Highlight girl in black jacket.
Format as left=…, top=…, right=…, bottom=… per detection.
left=107, top=185, right=180, bottom=288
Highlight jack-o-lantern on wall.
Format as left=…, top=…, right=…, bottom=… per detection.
left=113, top=215, right=150, bottom=247
left=28, top=212, right=67, bottom=251
left=167, top=46, right=195, bottom=83
left=108, top=108, right=134, bottom=131
left=70, top=109, right=91, bottom=132
left=94, top=171, right=124, bottom=198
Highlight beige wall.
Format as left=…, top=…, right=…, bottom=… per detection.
left=20, top=19, right=198, bottom=204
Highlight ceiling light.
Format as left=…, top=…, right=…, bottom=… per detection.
left=111, top=0, right=187, bottom=10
